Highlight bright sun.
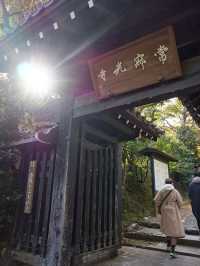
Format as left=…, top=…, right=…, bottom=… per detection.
left=17, top=62, right=54, bottom=98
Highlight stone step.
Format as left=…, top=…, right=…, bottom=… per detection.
left=123, top=238, right=200, bottom=258
left=135, top=214, right=200, bottom=235
left=125, top=227, right=200, bottom=247
left=138, top=221, right=199, bottom=235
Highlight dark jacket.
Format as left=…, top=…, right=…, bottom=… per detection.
left=188, top=176, right=200, bottom=215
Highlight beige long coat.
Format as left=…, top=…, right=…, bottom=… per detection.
left=154, top=184, right=185, bottom=238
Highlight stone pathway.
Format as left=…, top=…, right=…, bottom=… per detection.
left=125, top=227, right=200, bottom=247
left=123, top=238, right=200, bottom=257
left=97, top=246, right=200, bottom=266
left=184, top=214, right=199, bottom=232
left=134, top=203, right=199, bottom=234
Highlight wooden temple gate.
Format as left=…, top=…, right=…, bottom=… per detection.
left=12, top=107, right=160, bottom=265
left=65, top=120, right=122, bottom=265
left=0, top=1, right=200, bottom=265
left=13, top=142, right=56, bottom=257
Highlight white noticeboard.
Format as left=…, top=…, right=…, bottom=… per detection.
left=153, top=159, right=169, bottom=191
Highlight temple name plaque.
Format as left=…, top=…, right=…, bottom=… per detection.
left=89, top=26, right=182, bottom=99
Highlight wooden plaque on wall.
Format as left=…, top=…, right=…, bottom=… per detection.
left=88, top=26, right=182, bottom=99
left=24, top=160, right=37, bottom=214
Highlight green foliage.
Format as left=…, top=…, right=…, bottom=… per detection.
left=123, top=98, right=200, bottom=224
left=0, top=76, right=55, bottom=244
left=122, top=169, right=154, bottom=224
left=0, top=169, right=20, bottom=239
left=138, top=98, right=200, bottom=182
left=122, top=139, right=155, bottom=223
left=0, top=81, right=23, bottom=243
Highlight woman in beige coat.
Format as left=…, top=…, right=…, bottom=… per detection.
left=154, top=178, right=185, bottom=258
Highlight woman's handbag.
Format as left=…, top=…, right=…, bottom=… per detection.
left=158, top=190, right=173, bottom=214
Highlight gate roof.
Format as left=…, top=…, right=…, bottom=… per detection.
left=0, top=1, right=200, bottom=124
left=139, top=148, right=177, bottom=163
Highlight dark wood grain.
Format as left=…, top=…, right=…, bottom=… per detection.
left=45, top=93, right=74, bottom=266
left=90, top=150, right=98, bottom=250
left=41, top=149, right=56, bottom=257
left=103, top=148, right=109, bottom=247
left=62, top=120, right=81, bottom=264
left=115, top=144, right=123, bottom=246
left=97, top=149, right=104, bottom=249
left=108, top=147, right=114, bottom=246
left=32, top=151, right=47, bottom=254
left=82, top=150, right=92, bottom=252
left=73, top=122, right=86, bottom=254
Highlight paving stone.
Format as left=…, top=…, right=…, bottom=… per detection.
left=125, top=227, right=200, bottom=247
left=97, top=246, right=200, bottom=266
left=135, top=213, right=199, bottom=235
left=184, top=214, right=199, bottom=232
left=123, top=238, right=200, bottom=257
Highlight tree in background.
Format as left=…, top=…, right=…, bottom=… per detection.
left=123, top=98, right=200, bottom=222
left=0, top=79, right=36, bottom=246
left=0, top=80, right=21, bottom=246
left=136, top=98, right=200, bottom=183
left=122, top=139, right=154, bottom=223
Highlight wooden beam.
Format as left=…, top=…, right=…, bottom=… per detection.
left=45, top=92, right=74, bottom=266
left=14, top=150, right=29, bottom=248
left=115, top=144, right=122, bottom=246
left=32, top=151, right=47, bottom=254
left=82, top=139, right=102, bottom=150
left=12, top=251, right=42, bottom=266
left=103, top=148, right=109, bottom=248
left=84, top=123, right=118, bottom=143
left=94, top=114, right=135, bottom=138
left=185, top=94, right=200, bottom=107
left=83, top=150, right=92, bottom=252
left=97, top=149, right=104, bottom=249
left=90, top=150, right=98, bottom=250
left=73, top=56, right=200, bottom=118
left=63, top=120, right=81, bottom=264
left=41, top=149, right=56, bottom=257
left=108, top=147, right=114, bottom=246
left=121, top=111, right=161, bottom=137
left=73, top=122, right=86, bottom=255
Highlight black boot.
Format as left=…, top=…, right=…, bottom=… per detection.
left=170, top=245, right=176, bottom=258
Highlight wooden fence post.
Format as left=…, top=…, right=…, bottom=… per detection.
left=115, top=144, right=122, bottom=247
left=44, top=92, right=74, bottom=266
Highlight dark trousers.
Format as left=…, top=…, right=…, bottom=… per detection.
left=192, top=209, right=200, bottom=232
left=196, top=217, right=200, bottom=232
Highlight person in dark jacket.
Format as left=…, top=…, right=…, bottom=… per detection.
left=188, top=167, right=200, bottom=233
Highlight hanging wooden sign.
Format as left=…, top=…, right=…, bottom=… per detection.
left=88, top=26, right=182, bottom=99
left=24, top=160, right=37, bottom=214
